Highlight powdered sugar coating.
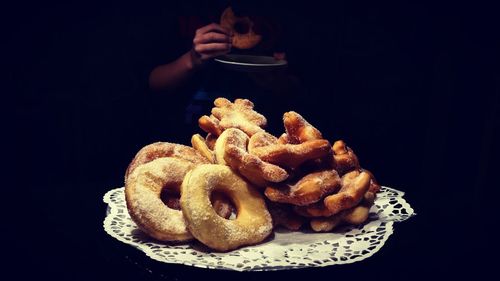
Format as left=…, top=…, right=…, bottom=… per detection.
left=125, top=142, right=210, bottom=180
left=125, top=158, right=195, bottom=242
left=210, top=98, right=267, bottom=136
left=283, top=111, right=323, bottom=143
left=180, top=164, right=273, bottom=251
left=249, top=135, right=332, bottom=169
left=214, top=128, right=288, bottom=187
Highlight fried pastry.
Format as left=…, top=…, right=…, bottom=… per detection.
left=199, top=98, right=267, bottom=137
left=332, top=140, right=361, bottom=175
left=265, top=170, right=341, bottom=206
left=283, top=111, right=323, bottom=143
left=181, top=164, right=273, bottom=251
left=191, top=134, right=215, bottom=163
left=214, top=128, right=288, bottom=187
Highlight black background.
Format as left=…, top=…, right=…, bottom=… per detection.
left=10, top=0, right=498, bottom=280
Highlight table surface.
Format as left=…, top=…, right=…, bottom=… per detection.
left=14, top=179, right=488, bottom=281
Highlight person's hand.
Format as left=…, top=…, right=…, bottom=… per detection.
left=190, top=23, right=233, bottom=66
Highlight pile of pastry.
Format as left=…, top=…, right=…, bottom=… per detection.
left=124, top=97, right=380, bottom=251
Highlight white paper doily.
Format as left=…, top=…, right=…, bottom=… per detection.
left=103, top=186, right=414, bottom=271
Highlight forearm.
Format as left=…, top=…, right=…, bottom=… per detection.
left=149, top=23, right=231, bottom=92
left=148, top=50, right=201, bottom=92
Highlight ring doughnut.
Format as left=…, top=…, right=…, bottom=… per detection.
left=180, top=164, right=273, bottom=251
left=125, top=157, right=195, bottom=242
left=126, top=142, right=233, bottom=219
left=220, top=7, right=262, bottom=49
left=125, top=142, right=210, bottom=180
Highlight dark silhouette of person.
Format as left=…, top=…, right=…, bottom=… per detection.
left=142, top=1, right=303, bottom=135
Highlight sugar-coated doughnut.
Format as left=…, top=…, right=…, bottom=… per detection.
left=125, top=158, right=195, bottom=242
left=180, top=164, right=273, bottom=251
left=220, top=7, right=262, bottom=49
left=125, top=142, right=210, bottom=180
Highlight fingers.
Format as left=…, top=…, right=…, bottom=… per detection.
left=194, top=42, right=231, bottom=54
left=193, top=32, right=232, bottom=45
left=196, top=23, right=231, bottom=36
left=192, top=23, right=233, bottom=62
left=193, top=43, right=231, bottom=61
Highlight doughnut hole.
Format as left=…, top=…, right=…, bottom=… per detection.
left=211, top=191, right=237, bottom=220
left=234, top=21, right=250, bottom=34
left=160, top=185, right=181, bottom=210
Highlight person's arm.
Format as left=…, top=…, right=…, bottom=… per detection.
left=149, top=23, right=232, bottom=92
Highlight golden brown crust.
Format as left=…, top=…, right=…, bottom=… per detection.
left=125, top=158, right=196, bottom=242
left=191, top=134, right=215, bottom=163
left=125, top=142, right=210, bottom=181
left=220, top=7, right=262, bottom=49
left=123, top=97, right=384, bottom=246
left=264, top=170, right=341, bottom=206
left=309, top=195, right=374, bottom=232
left=310, top=216, right=343, bottom=232
left=362, top=168, right=381, bottom=194
left=294, top=170, right=376, bottom=218
left=332, top=140, right=361, bottom=175
left=198, top=115, right=223, bottom=136
left=294, top=201, right=337, bottom=218
left=277, top=133, right=291, bottom=144
left=283, top=111, right=323, bottom=144
left=215, top=128, right=288, bottom=187
left=252, top=139, right=332, bottom=169
left=180, top=164, right=273, bottom=251
left=323, top=170, right=371, bottom=215
left=199, top=98, right=266, bottom=137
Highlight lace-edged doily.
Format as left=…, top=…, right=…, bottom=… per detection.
left=103, top=186, right=414, bottom=271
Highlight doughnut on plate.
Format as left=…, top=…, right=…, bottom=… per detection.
left=103, top=186, right=415, bottom=271
left=214, top=54, right=287, bottom=72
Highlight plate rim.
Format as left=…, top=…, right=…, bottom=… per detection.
left=214, top=54, right=288, bottom=67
